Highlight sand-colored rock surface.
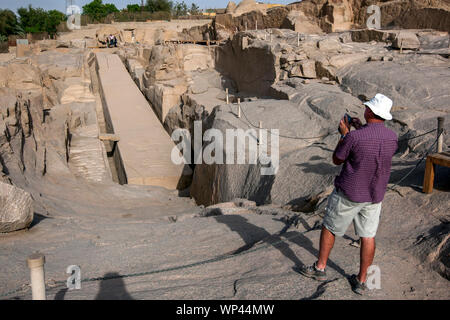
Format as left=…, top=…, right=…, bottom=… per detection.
left=0, top=9, right=449, bottom=300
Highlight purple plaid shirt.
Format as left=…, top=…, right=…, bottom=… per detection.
left=334, top=122, right=398, bottom=203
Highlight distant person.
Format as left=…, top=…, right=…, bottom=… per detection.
left=298, top=93, right=398, bottom=295
left=108, top=34, right=117, bottom=47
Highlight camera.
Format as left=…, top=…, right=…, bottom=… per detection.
left=345, top=113, right=352, bottom=124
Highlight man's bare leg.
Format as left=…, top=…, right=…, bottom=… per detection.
left=358, top=237, right=376, bottom=283
left=316, top=226, right=335, bottom=270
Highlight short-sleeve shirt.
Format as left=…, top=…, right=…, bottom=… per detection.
left=334, top=122, right=398, bottom=203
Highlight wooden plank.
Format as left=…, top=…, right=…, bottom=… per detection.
left=430, top=157, right=450, bottom=167
left=423, top=156, right=435, bottom=194
left=428, top=153, right=450, bottom=167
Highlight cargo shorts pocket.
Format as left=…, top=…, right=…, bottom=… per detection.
left=324, top=189, right=340, bottom=229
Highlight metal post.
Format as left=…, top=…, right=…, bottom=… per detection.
left=27, top=253, right=46, bottom=300
left=255, top=20, right=258, bottom=31
left=245, top=21, right=248, bottom=32
left=437, top=117, right=444, bottom=153
left=226, top=88, right=229, bottom=105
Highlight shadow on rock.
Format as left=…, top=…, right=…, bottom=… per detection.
left=95, top=272, right=134, bottom=300
left=54, top=288, right=68, bottom=300
left=215, top=215, right=303, bottom=266
left=29, top=212, right=52, bottom=229
left=284, top=230, right=349, bottom=278
left=215, top=215, right=347, bottom=280
left=295, top=162, right=339, bottom=176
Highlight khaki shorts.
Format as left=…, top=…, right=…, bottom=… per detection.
left=323, top=188, right=382, bottom=238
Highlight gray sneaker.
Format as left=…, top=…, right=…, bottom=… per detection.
left=298, top=262, right=327, bottom=281
left=349, top=274, right=368, bottom=295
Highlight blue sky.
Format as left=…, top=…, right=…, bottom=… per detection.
left=0, top=0, right=297, bottom=12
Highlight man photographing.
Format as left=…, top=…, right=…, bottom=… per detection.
left=299, top=93, right=398, bottom=295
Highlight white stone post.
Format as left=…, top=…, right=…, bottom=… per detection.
left=238, top=99, right=241, bottom=118
left=27, top=253, right=46, bottom=300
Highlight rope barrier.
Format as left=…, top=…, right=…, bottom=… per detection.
left=231, top=102, right=335, bottom=140
left=231, top=102, right=439, bottom=142
left=397, top=129, right=437, bottom=142
left=388, top=132, right=442, bottom=192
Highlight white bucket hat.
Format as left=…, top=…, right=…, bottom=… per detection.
left=364, top=93, right=393, bottom=120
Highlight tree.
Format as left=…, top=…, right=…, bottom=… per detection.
left=82, top=0, right=119, bottom=21
left=189, top=3, right=200, bottom=15
left=18, top=5, right=47, bottom=33
left=104, top=3, right=119, bottom=14
left=146, top=0, right=173, bottom=13
left=0, top=9, right=18, bottom=36
left=44, top=10, right=66, bottom=36
left=17, top=5, right=65, bottom=36
left=126, top=4, right=141, bottom=12
left=172, top=1, right=187, bottom=17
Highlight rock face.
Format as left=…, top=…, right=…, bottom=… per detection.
left=190, top=83, right=364, bottom=206
left=288, top=0, right=450, bottom=33
left=189, top=27, right=449, bottom=208
left=392, top=31, right=420, bottom=49
left=214, top=6, right=290, bottom=39
left=0, top=182, right=33, bottom=233
left=216, top=33, right=279, bottom=97
left=281, top=10, right=323, bottom=34
left=140, top=44, right=215, bottom=123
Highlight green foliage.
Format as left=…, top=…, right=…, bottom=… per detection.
left=83, top=0, right=119, bottom=21
left=0, top=34, right=7, bottom=43
left=146, top=0, right=173, bottom=13
left=14, top=24, right=26, bottom=38
left=104, top=3, right=119, bottom=14
left=126, top=4, right=141, bottom=12
left=18, top=6, right=47, bottom=33
left=189, top=3, right=201, bottom=15
left=17, top=5, right=65, bottom=36
left=172, top=1, right=187, bottom=17
left=44, top=10, right=66, bottom=36
left=0, top=9, right=18, bottom=36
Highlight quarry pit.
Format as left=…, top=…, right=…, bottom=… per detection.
left=0, top=0, right=449, bottom=300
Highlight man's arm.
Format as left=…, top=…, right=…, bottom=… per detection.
left=332, top=118, right=351, bottom=165
left=333, top=138, right=346, bottom=165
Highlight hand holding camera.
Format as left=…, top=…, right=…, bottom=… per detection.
left=339, top=113, right=363, bottom=136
